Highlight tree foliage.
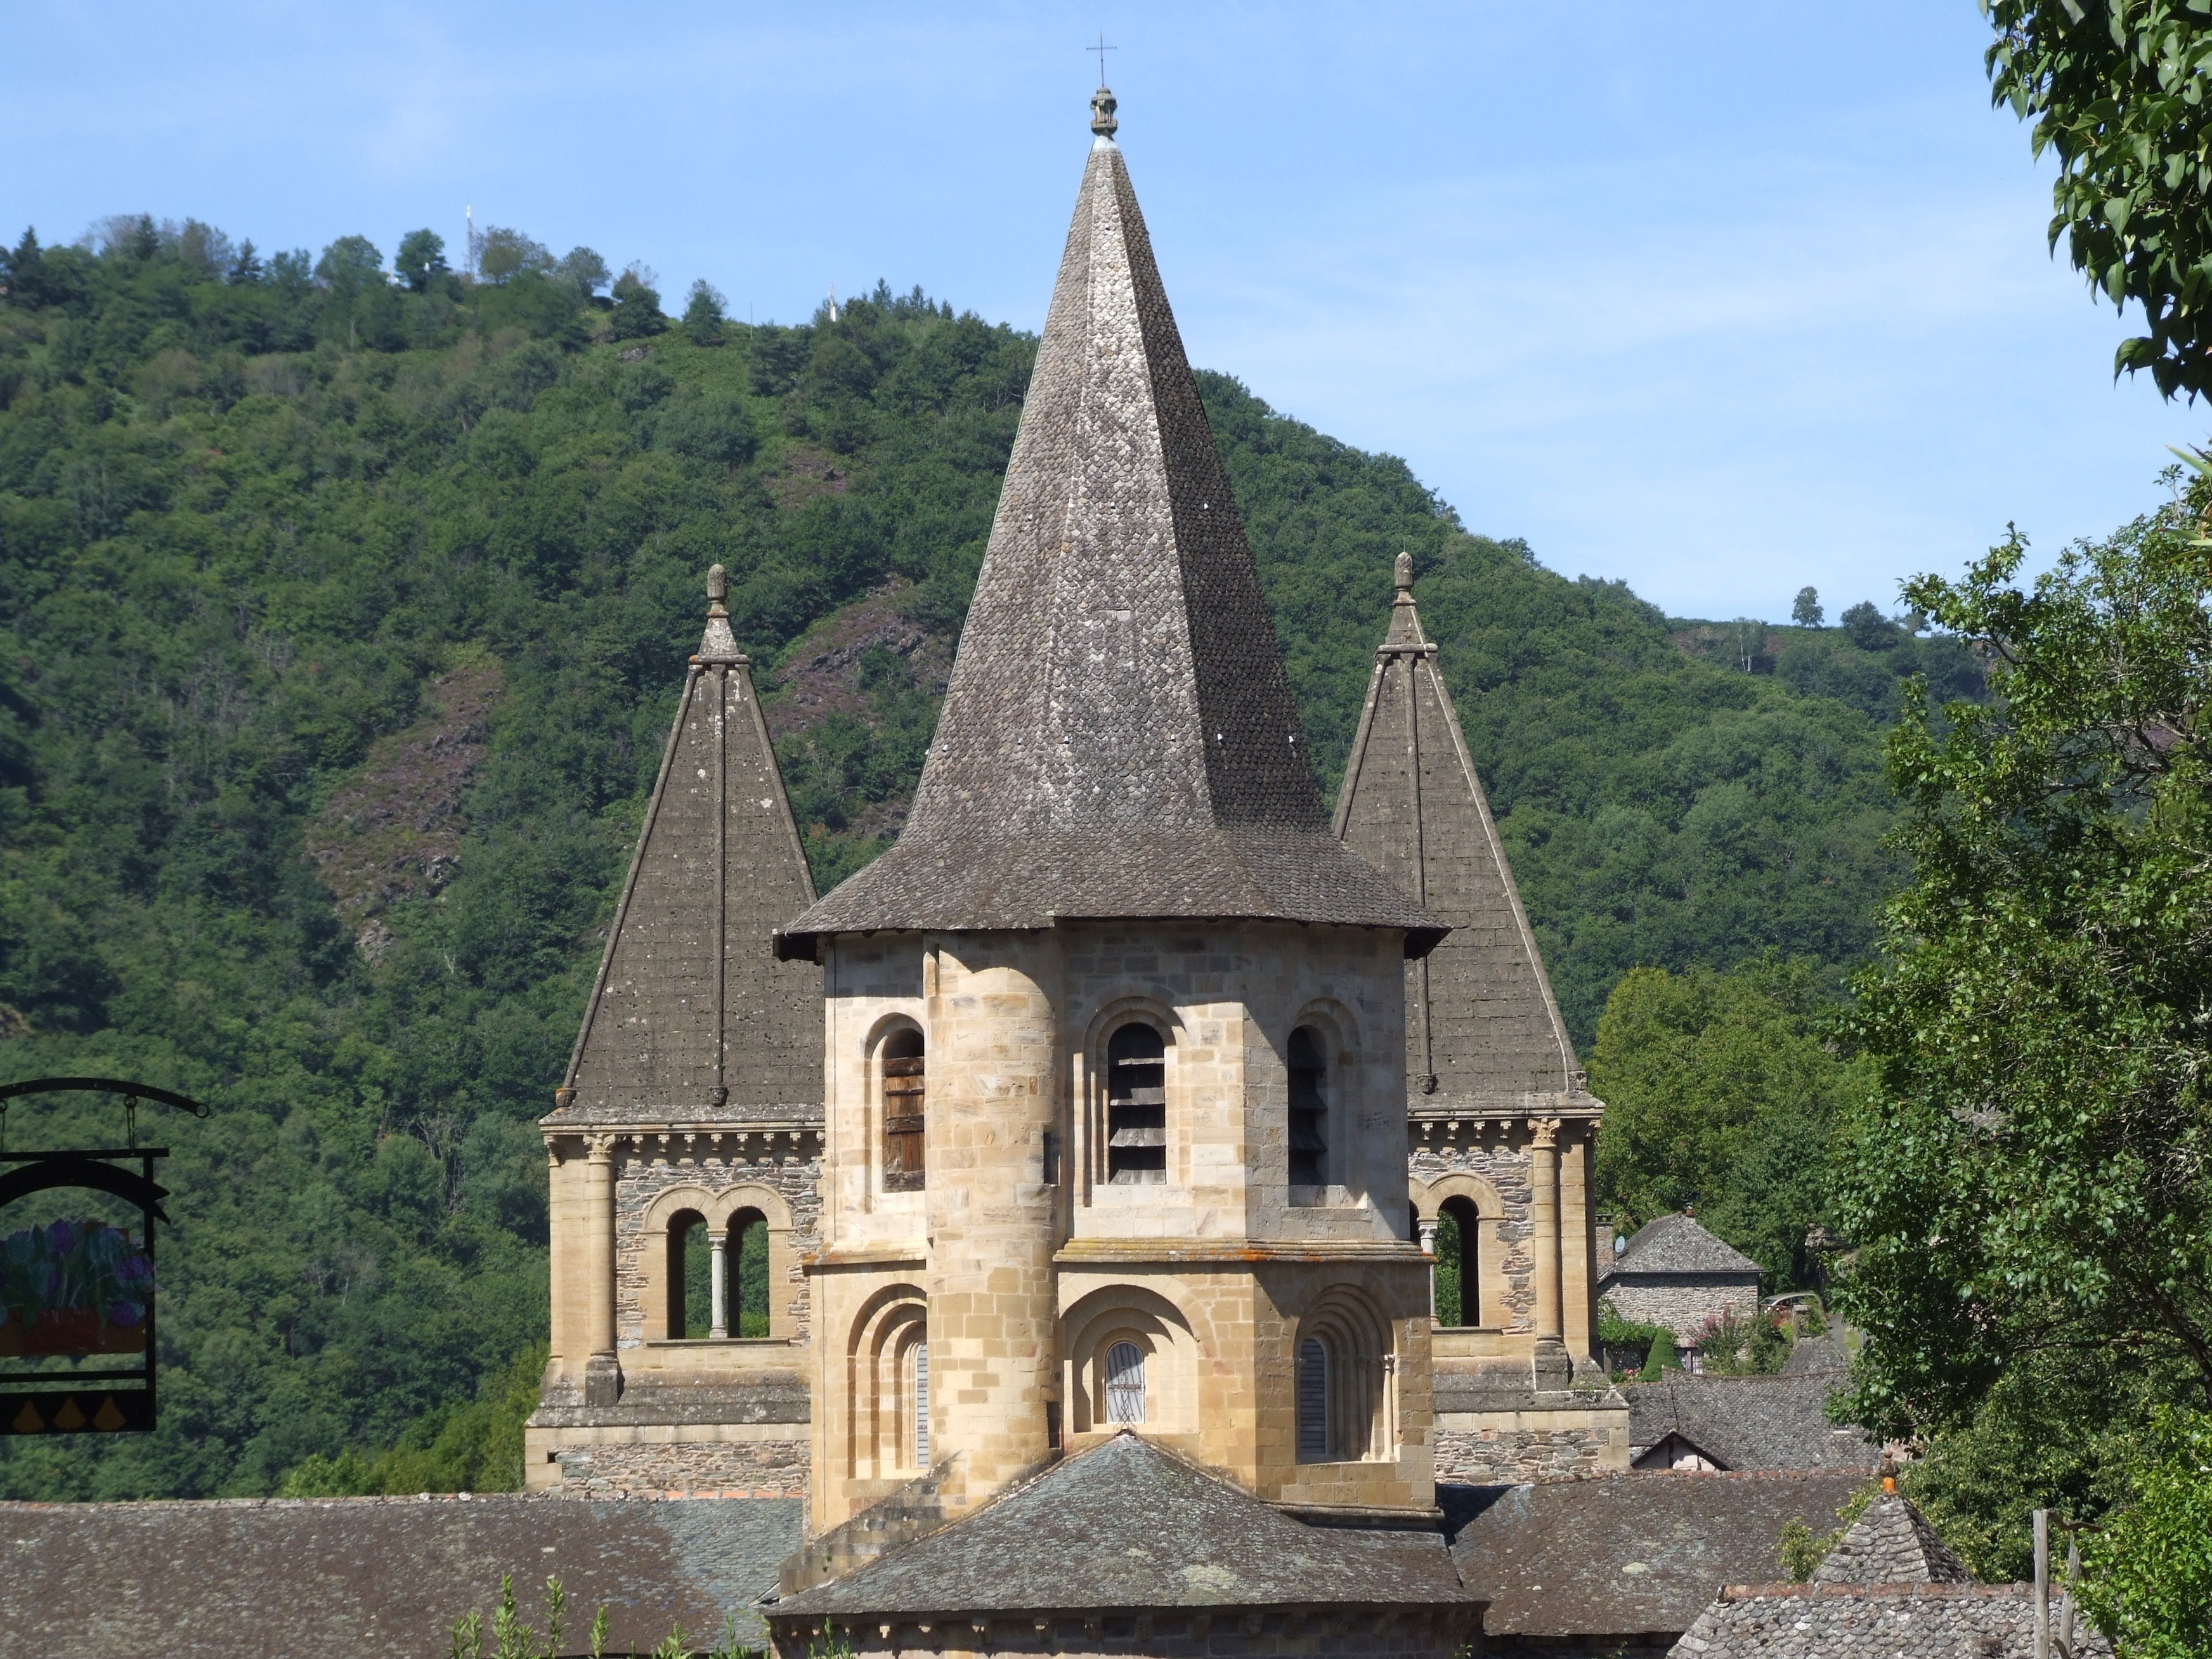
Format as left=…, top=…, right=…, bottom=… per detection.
left=1833, top=472, right=2212, bottom=1447
left=2078, top=1406, right=2212, bottom=1659
left=1589, top=956, right=1859, bottom=1286
left=1984, top=0, right=2212, bottom=398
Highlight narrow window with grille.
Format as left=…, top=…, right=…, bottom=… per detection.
left=882, top=1029, right=926, bottom=1192
left=1105, top=1023, right=1167, bottom=1185
left=1288, top=1027, right=1327, bottom=1187
left=911, top=1339, right=930, bottom=1467
left=1297, top=1337, right=1331, bottom=1461
left=1104, top=1340, right=1146, bottom=1424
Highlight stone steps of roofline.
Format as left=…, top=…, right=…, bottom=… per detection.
left=774, top=1454, right=979, bottom=1596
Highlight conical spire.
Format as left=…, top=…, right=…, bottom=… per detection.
left=549, top=567, right=821, bottom=1122
left=1811, top=1493, right=1974, bottom=1585
left=780, top=105, right=1439, bottom=957
left=1334, top=559, right=1579, bottom=1101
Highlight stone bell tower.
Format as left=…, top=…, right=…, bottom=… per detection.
left=776, top=86, right=1447, bottom=1534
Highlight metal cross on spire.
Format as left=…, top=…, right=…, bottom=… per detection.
left=1090, top=32, right=1116, bottom=88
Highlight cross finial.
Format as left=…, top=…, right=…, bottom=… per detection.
left=1091, top=32, right=1116, bottom=88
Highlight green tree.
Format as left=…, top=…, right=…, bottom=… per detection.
left=314, top=235, right=384, bottom=296
left=1983, top=1, right=2212, bottom=398
left=1833, top=475, right=2212, bottom=1445
left=2079, top=1407, right=2212, bottom=1659
left=396, top=229, right=449, bottom=292
left=1792, top=586, right=1823, bottom=628
left=478, top=226, right=550, bottom=285
left=682, top=279, right=726, bottom=346
left=610, top=264, right=665, bottom=341
left=556, top=246, right=609, bottom=301
left=1589, top=956, right=1856, bottom=1286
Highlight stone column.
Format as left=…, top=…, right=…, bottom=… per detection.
left=1528, top=1117, right=1570, bottom=1390
left=1417, top=1216, right=1440, bottom=1320
left=583, top=1134, right=621, bottom=1406
left=710, top=1230, right=729, bottom=1339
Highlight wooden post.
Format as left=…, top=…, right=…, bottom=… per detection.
left=2034, top=1508, right=2050, bottom=1659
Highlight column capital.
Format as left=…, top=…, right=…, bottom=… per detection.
left=1526, top=1116, right=1563, bottom=1148
left=585, top=1133, right=618, bottom=1164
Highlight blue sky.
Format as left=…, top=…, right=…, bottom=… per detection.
left=4, top=1, right=2204, bottom=620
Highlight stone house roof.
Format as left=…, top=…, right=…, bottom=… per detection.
left=769, top=1433, right=1473, bottom=1624
left=1334, top=557, right=1585, bottom=1105
left=1604, top=1214, right=1762, bottom=1280
left=776, top=124, right=1441, bottom=958
left=1813, top=1494, right=1972, bottom=1586
left=0, top=1493, right=802, bottom=1657
left=545, top=569, right=822, bottom=1128
left=1670, top=1583, right=2110, bottom=1659
left=1627, top=1372, right=1881, bottom=1473
left=1448, top=1470, right=1868, bottom=1639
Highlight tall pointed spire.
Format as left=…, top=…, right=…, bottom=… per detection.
left=1335, top=557, right=1580, bottom=1101
left=781, top=100, right=1438, bottom=956
left=550, top=566, right=821, bottom=1122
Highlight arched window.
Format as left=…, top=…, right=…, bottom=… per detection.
left=729, top=1207, right=771, bottom=1337
left=1296, top=1337, right=1332, bottom=1461
left=1105, top=1023, right=1166, bottom=1185
left=1436, top=1196, right=1481, bottom=1328
left=1287, top=1027, right=1327, bottom=1187
left=668, top=1209, right=710, bottom=1339
left=1104, top=1340, right=1146, bottom=1424
left=883, top=1028, right=926, bottom=1193
left=909, top=1339, right=930, bottom=1467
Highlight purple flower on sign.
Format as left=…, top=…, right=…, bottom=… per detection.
left=45, top=1220, right=76, bottom=1256
left=34, top=1263, right=59, bottom=1301
left=106, top=1301, right=144, bottom=1329
left=115, top=1254, right=152, bottom=1285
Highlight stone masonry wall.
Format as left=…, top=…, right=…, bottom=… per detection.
left=1435, top=1422, right=1618, bottom=1483
left=1601, top=1274, right=1759, bottom=1340
left=551, top=1437, right=809, bottom=1498
left=615, top=1151, right=822, bottom=1349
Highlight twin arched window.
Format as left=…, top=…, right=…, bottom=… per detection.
left=668, top=1208, right=769, bottom=1339
left=882, top=1027, right=926, bottom=1193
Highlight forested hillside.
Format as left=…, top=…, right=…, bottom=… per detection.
left=0, top=218, right=1939, bottom=1498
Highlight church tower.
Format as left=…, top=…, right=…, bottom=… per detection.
left=1336, top=555, right=1626, bottom=1476
left=529, top=568, right=825, bottom=1494
left=777, top=87, right=1446, bottom=1532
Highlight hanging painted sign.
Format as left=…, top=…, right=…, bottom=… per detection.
left=0, top=1079, right=207, bottom=1436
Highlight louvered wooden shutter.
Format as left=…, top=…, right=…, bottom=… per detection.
left=884, top=1054, right=925, bottom=1192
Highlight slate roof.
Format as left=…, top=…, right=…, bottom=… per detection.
left=770, top=1432, right=1473, bottom=1620
left=777, top=120, right=1441, bottom=957
left=1450, top=1471, right=1868, bottom=1638
left=0, top=1492, right=802, bottom=1657
left=1671, top=1583, right=2111, bottom=1659
left=1606, top=1214, right=1763, bottom=1278
left=1334, top=557, right=1582, bottom=1103
left=1813, top=1494, right=1972, bottom=1586
left=546, top=569, right=822, bottom=1126
left=1628, top=1372, right=1882, bottom=1473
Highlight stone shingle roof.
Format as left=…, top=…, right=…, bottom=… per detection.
left=1334, top=559, right=1582, bottom=1103
left=1628, top=1373, right=1882, bottom=1473
left=1813, top=1494, right=1972, bottom=1585
left=546, top=573, right=822, bottom=1127
left=1449, top=1471, right=1868, bottom=1638
left=1671, top=1583, right=2111, bottom=1659
left=771, top=1433, right=1473, bottom=1621
left=1607, top=1214, right=1764, bottom=1278
left=0, top=1493, right=802, bottom=1657
left=776, top=126, right=1441, bottom=958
